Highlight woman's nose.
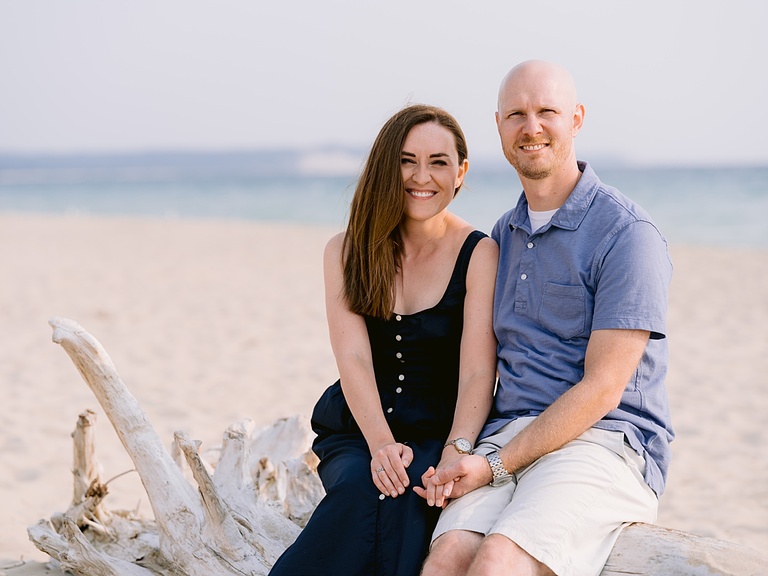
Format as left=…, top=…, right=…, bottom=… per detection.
left=412, top=163, right=431, bottom=184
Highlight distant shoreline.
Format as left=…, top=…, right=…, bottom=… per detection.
left=2, top=149, right=766, bottom=182
left=2, top=161, right=767, bottom=248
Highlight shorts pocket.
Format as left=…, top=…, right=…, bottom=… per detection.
left=538, top=282, right=587, bottom=340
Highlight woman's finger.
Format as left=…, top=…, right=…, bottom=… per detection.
left=371, top=464, right=391, bottom=496
left=379, top=464, right=400, bottom=497
left=401, top=444, right=414, bottom=468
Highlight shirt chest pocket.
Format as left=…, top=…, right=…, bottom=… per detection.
left=538, top=283, right=587, bottom=340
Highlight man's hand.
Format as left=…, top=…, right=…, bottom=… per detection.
left=414, top=454, right=493, bottom=507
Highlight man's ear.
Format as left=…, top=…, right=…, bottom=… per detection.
left=572, top=103, right=585, bottom=137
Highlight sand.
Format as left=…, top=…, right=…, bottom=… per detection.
left=1, top=213, right=766, bottom=573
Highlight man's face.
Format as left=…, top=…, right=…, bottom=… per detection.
left=495, top=69, right=582, bottom=181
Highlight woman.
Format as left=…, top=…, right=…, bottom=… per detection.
left=269, top=105, right=498, bottom=576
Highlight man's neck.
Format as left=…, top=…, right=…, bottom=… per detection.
left=519, top=161, right=583, bottom=211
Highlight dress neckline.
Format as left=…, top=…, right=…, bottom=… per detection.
left=391, top=230, right=482, bottom=319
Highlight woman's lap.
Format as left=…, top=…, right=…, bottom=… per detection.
left=270, top=434, right=442, bottom=576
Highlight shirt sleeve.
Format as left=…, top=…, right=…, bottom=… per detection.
left=591, top=220, right=673, bottom=339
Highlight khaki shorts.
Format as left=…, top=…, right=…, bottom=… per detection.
left=432, top=417, right=658, bottom=576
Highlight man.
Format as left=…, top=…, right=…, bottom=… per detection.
left=416, top=61, right=674, bottom=576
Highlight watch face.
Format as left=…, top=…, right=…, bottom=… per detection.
left=455, top=438, right=472, bottom=453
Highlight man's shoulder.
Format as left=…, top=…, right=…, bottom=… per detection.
left=491, top=204, right=523, bottom=241
left=584, top=180, right=659, bottom=236
left=580, top=162, right=654, bottom=225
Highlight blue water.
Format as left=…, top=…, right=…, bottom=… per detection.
left=1, top=161, right=766, bottom=248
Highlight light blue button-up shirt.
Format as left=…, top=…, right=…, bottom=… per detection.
left=483, top=161, right=674, bottom=496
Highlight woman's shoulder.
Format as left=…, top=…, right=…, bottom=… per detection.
left=469, top=234, right=499, bottom=264
left=324, top=232, right=345, bottom=255
left=323, top=232, right=347, bottom=274
left=456, top=227, right=498, bottom=275
left=448, top=218, right=498, bottom=254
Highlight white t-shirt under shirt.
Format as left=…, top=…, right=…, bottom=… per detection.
left=528, top=207, right=559, bottom=232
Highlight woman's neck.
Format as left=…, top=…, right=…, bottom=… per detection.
left=399, top=211, right=451, bottom=255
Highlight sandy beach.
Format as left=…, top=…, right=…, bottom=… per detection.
left=1, top=213, right=766, bottom=573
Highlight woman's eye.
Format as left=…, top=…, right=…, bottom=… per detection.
left=400, top=158, right=415, bottom=164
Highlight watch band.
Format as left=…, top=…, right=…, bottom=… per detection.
left=486, top=450, right=513, bottom=486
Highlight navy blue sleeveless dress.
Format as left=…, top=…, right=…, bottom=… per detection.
left=269, top=230, right=487, bottom=576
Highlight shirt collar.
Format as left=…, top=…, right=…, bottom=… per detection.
left=509, top=161, right=599, bottom=233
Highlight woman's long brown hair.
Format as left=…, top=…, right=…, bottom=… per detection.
left=342, top=104, right=468, bottom=319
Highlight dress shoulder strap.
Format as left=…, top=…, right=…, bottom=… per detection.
left=446, top=229, right=488, bottom=291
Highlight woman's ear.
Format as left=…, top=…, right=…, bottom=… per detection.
left=454, top=159, right=469, bottom=196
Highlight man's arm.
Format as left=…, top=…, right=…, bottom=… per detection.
left=426, top=328, right=650, bottom=506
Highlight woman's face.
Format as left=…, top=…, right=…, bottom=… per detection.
left=400, top=121, right=468, bottom=223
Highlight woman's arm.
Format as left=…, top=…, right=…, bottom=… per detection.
left=323, top=234, right=413, bottom=498
left=447, top=236, right=498, bottom=448
left=416, top=236, right=499, bottom=504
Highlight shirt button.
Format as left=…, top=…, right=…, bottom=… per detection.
left=398, top=374, right=405, bottom=381
left=387, top=407, right=393, bottom=414
left=395, top=315, right=402, bottom=321
left=396, top=387, right=403, bottom=393
left=521, top=273, right=528, bottom=280
left=527, top=242, right=534, bottom=249
left=396, top=335, right=402, bottom=341
left=379, top=494, right=386, bottom=500
left=396, top=352, right=403, bottom=359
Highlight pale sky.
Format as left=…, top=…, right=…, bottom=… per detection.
left=1, top=0, right=766, bottom=167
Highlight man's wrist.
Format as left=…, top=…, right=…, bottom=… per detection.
left=485, top=450, right=514, bottom=487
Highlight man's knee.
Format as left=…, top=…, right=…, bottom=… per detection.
left=421, top=530, right=482, bottom=576
left=472, top=534, right=555, bottom=576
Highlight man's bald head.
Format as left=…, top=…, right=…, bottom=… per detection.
left=497, top=60, right=579, bottom=114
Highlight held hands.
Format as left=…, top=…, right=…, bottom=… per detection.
left=371, top=442, right=413, bottom=498
left=414, top=453, right=493, bottom=507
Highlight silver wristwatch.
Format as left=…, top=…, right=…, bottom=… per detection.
left=486, top=450, right=514, bottom=487
left=444, top=437, right=473, bottom=454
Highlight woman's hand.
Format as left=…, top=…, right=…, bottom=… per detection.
left=371, top=442, right=413, bottom=498
left=413, top=448, right=461, bottom=507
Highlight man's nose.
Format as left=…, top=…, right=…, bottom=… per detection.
left=522, top=115, right=542, bottom=136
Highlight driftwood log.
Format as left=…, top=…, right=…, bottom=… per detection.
left=28, top=317, right=768, bottom=575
